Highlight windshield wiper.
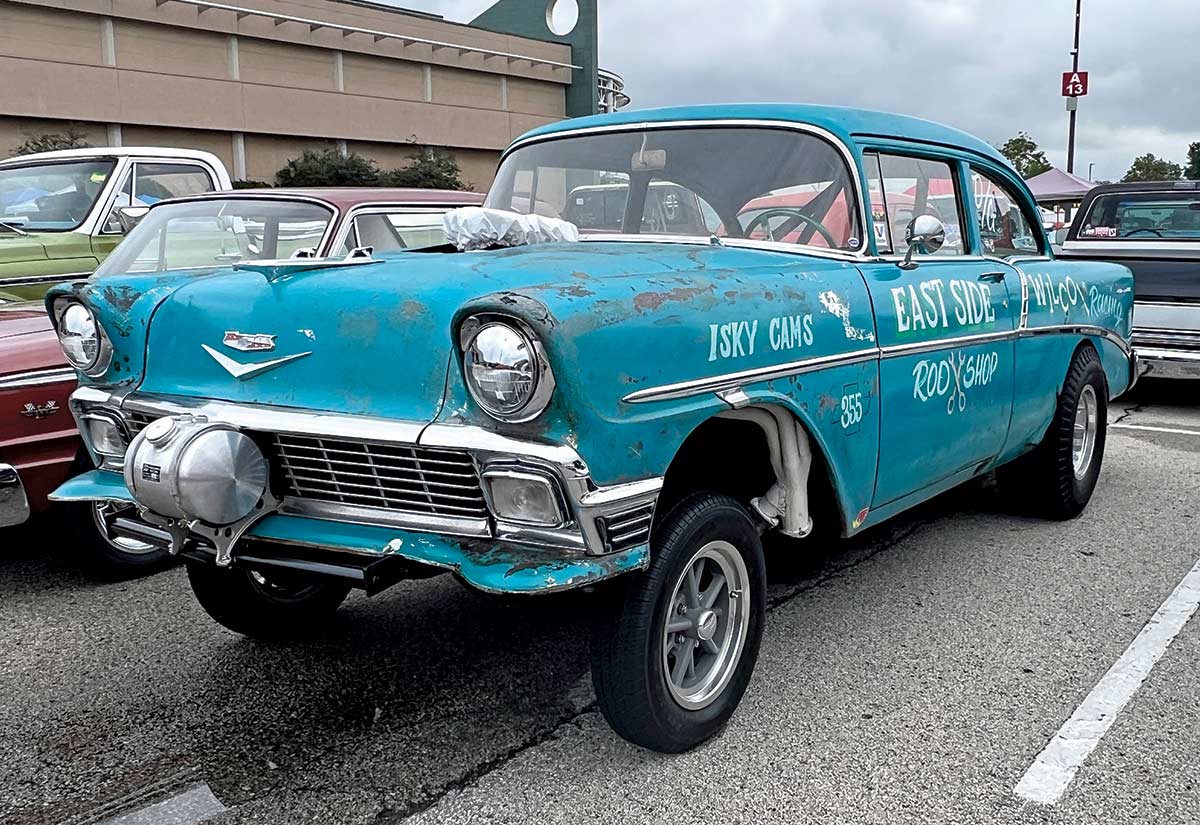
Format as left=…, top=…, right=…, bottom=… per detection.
left=0, top=220, right=28, bottom=236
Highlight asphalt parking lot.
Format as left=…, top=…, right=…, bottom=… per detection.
left=2, top=379, right=1198, bottom=825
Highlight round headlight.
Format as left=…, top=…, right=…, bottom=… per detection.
left=56, top=302, right=109, bottom=374
left=462, top=320, right=555, bottom=422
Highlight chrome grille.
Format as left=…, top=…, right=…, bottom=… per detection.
left=601, top=502, right=654, bottom=553
left=271, top=434, right=487, bottom=518
left=125, top=410, right=156, bottom=436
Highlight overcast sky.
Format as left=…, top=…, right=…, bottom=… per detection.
left=383, top=0, right=1198, bottom=182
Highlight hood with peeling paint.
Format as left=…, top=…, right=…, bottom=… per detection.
left=53, top=243, right=864, bottom=424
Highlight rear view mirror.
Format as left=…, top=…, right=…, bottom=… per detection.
left=115, top=206, right=150, bottom=233
left=631, top=149, right=667, bottom=172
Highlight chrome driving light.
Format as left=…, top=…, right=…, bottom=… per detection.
left=482, top=468, right=566, bottom=527
left=53, top=300, right=111, bottom=376
left=461, top=317, right=555, bottom=422
left=124, top=415, right=269, bottom=526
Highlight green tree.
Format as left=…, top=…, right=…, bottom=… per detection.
left=1185, top=142, right=1200, bottom=179
left=1122, top=153, right=1184, bottom=182
left=12, top=125, right=92, bottom=156
left=275, top=148, right=380, bottom=187
left=998, top=131, right=1052, bottom=179
left=381, top=147, right=468, bottom=191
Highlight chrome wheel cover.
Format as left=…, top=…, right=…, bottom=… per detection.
left=1072, top=384, right=1099, bottom=479
left=661, top=540, right=750, bottom=711
left=92, top=501, right=159, bottom=556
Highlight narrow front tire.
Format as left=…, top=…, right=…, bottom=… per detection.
left=591, top=493, right=766, bottom=752
left=187, top=562, right=351, bottom=640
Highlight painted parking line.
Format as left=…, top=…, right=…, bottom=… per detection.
left=1110, top=422, right=1200, bottom=437
left=1013, top=557, right=1200, bottom=805
left=96, top=783, right=226, bottom=825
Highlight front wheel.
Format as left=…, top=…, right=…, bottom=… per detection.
left=998, top=345, right=1108, bottom=519
left=591, top=493, right=766, bottom=752
left=187, top=562, right=351, bottom=640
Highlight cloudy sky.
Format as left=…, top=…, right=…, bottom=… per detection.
left=383, top=0, right=1198, bottom=182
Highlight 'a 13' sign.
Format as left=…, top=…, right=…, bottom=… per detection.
left=1062, top=71, right=1088, bottom=97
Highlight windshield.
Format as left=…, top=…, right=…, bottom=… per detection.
left=0, top=159, right=116, bottom=231
left=486, top=126, right=863, bottom=251
left=1078, top=191, right=1200, bottom=240
left=92, top=198, right=336, bottom=277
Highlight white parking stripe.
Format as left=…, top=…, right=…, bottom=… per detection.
left=97, top=783, right=226, bottom=825
left=1110, top=422, right=1200, bottom=437
left=1014, top=558, right=1200, bottom=805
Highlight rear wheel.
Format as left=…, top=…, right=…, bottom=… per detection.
left=998, top=345, right=1108, bottom=519
left=591, top=493, right=766, bottom=752
left=187, top=562, right=351, bottom=640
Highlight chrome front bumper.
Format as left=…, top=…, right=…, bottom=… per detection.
left=68, top=387, right=662, bottom=560
left=0, top=463, right=30, bottom=528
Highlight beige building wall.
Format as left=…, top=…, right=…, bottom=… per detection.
left=0, top=0, right=572, bottom=190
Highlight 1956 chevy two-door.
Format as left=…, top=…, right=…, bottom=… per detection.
left=46, top=105, right=1136, bottom=752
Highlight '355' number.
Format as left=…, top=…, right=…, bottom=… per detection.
left=840, top=392, right=863, bottom=429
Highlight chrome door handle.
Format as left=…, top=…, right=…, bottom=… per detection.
left=979, top=271, right=1006, bottom=283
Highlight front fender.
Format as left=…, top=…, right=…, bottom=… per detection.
left=439, top=249, right=881, bottom=530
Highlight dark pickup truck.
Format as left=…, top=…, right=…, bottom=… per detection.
left=1059, top=180, right=1200, bottom=379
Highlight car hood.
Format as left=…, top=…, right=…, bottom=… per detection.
left=134, top=243, right=693, bottom=420
left=0, top=234, right=49, bottom=266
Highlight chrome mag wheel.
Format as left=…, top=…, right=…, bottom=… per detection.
left=1072, top=384, right=1098, bottom=479
left=661, top=539, right=751, bottom=711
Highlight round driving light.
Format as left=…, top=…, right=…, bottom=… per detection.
left=175, top=429, right=269, bottom=525
left=58, top=302, right=101, bottom=370
left=462, top=319, right=555, bottom=422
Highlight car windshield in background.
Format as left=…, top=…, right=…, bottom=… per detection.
left=92, top=198, right=336, bottom=277
left=485, top=127, right=863, bottom=251
left=1079, top=191, right=1200, bottom=240
left=0, top=159, right=116, bottom=231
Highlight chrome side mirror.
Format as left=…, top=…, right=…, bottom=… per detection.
left=115, top=206, right=150, bottom=234
left=899, top=214, right=946, bottom=270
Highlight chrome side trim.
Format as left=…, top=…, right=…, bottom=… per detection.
left=878, top=329, right=1015, bottom=359
left=622, top=348, right=879, bottom=404
left=1019, top=324, right=1132, bottom=356
left=501, top=119, right=870, bottom=261
left=0, top=367, right=77, bottom=390
left=0, top=273, right=92, bottom=288
left=578, top=233, right=865, bottom=263
left=622, top=325, right=1134, bottom=405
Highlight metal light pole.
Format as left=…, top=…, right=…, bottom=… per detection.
left=1066, top=0, right=1082, bottom=173
left=1088, top=162, right=1095, bottom=180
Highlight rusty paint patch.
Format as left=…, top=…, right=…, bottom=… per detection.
left=633, top=285, right=713, bottom=313
left=818, top=393, right=840, bottom=415
left=399, top=299, right=425, bottom=319
left=558, top=284, right=595, bottom=298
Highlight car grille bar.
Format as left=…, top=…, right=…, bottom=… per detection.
left=271, top=434, right=488, bottom=517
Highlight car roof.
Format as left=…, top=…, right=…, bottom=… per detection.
left=0, top=146, right=225, bottom=165
left=511, top=103, right=1008, bottom=166
left=203, top=187, right=485, bottom=210
left=1084, top=180, right=1200, bottom=195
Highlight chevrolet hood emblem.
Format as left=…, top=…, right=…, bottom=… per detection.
left=202, top=344, right=311, bottom=380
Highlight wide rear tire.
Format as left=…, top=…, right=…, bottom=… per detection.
left=591, top=493, right=766, bottom=752
left=998, top=345, right=1108, bottom=520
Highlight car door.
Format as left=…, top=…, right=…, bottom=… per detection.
left=859, top=151, right=1016, bottom=506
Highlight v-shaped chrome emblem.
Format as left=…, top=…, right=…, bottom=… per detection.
left=202, top=344, right=311, bottom=380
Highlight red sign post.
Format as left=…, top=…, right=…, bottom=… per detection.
left=1062, top=71, right=1088, bottom=97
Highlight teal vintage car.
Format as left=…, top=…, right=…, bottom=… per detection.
left=46, top=105, right=1135, bottom=752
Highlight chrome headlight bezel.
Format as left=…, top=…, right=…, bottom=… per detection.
left=460, top=315, right=556, bottom=423
left=52, top=298, right=112, bottom=377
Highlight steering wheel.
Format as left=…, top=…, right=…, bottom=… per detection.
left=1123, top=227, right=1164, bottom=237
left=742, top=207, right=839, bottom=248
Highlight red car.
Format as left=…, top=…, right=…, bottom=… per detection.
left=0, top=186, right=482, bottom=569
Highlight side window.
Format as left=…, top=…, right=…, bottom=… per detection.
left=864, top=152, right=891, bottom=253
left=642, top=180, right=717, bottom=235
left=134, top=163, right=214, bottom=205
left=970, top=169, right=1042, bottom=256
left=875, top=153, right=965, bottom=256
